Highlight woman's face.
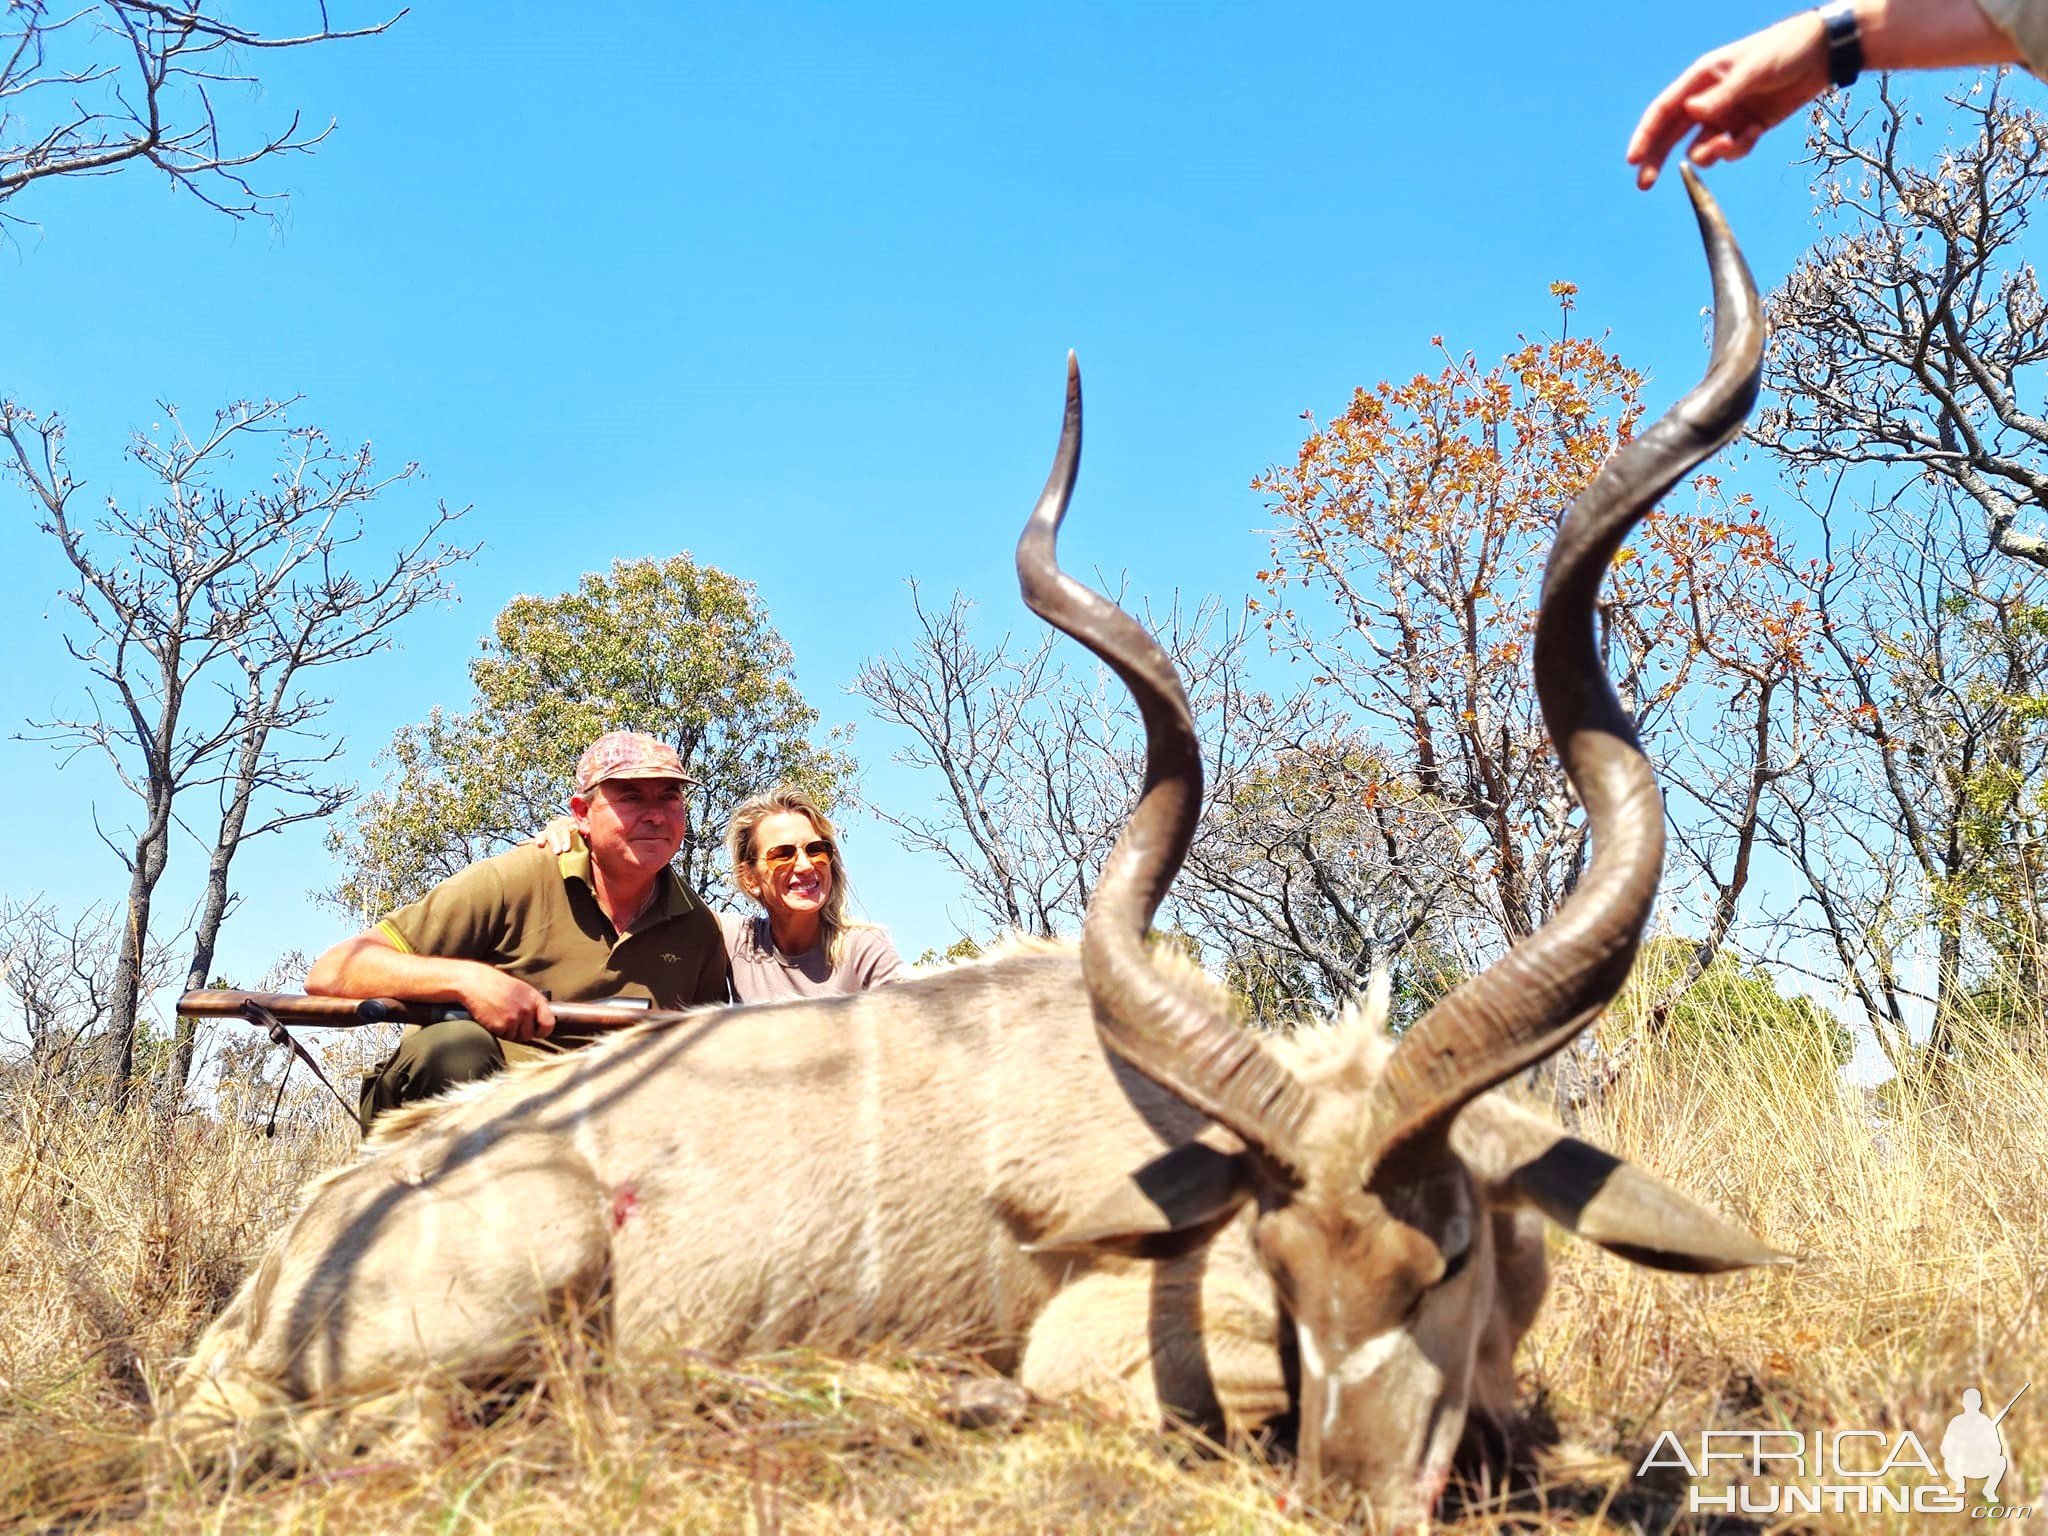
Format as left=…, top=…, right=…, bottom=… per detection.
left=746, top=810, right=835, bottom=924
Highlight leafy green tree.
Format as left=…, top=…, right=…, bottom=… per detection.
left=1619, top=936, right=1852, bottom=1070
left=1946, top=978, right=2047, bottom=1052
left=914, top=935, right=983, bottom=969
left=327, top=556, right=856, bottom=918
left=1387, top=942, right=1465, bottom=1036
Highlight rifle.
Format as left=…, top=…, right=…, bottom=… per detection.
left=176, top=989, right=693, bottom=1032
left=176, top=989, right=685, bottom=1132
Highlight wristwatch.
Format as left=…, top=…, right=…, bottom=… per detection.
left=1818, top=0, right=1864, bottom=87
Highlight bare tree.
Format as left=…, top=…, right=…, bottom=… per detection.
left=0, top=395, right=472, bottom=1103
left=852, top=582, right=1155, bottom=938
left=1173, top=713, right=1474, bottom=1020
left=852, top=584, right=1464, bottom=1018
left=0, top=1, right=402, bottom=222
left=0, top=895, right=172, bottom=1081
left=1756, top=483, right=2048, bottom=1067
left=1761, top=75, right=2048, bottom=568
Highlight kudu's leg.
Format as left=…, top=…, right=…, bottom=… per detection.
left=1020, top=1212, right=1292, bottom=1448
left=161, top=1129, right=613, bottom=1461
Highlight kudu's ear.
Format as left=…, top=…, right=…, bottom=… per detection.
left=1452, top=1096, right=1791, bottom=1275
left=1026, top=1136, right=1255, bottom=1257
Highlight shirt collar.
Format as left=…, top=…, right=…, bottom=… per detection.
left=558, top=846, right=701, bottom=925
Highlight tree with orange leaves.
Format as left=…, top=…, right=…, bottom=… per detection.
left=1257, top=286, right=1805, bottom=995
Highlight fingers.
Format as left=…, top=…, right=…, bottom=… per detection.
left=517, top=817, right=578, bottom=854
left=1630, top=12, right=1826, bottom=188
left=1627, top=61, right=1722, bottom=187
left=498, top=993, right=553, bottom=1043
left=1629, top=79, right=1768, bottom=185
left=542, top=814, right=578, bottom=855
left=1687, top=122, right=1766, bottom=168
left=464, top=970, right=553, bottom=1042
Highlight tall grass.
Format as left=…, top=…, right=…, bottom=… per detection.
left=1543, top=1011, right=2047, bottom=1530
left=1, top=1006, right=2041, bottom=1533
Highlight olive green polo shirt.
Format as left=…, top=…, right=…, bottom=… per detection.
left=375, top=842, right=729, bottom=1013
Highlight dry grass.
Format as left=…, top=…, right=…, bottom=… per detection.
left=1, top=1014, right=2042, bottom=1535
left=1539, top=1012, right=2048, bottom=1532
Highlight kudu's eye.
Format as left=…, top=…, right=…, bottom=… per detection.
left=1436, top=1211, right=1474, bottom=1286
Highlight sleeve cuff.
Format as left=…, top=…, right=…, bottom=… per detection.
left=1978, top=0, right=2048, bottom=74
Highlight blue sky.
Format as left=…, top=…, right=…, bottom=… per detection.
left=0, top=2, right=1998, bottom=1032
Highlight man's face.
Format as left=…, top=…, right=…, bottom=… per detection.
left=571, top=776, right=688, bottom=879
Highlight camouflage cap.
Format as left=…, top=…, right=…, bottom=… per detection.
left=574, top=731, right=696, bottom=794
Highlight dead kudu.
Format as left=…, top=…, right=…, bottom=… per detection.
left=162, top=170, right=1784, bottom=1525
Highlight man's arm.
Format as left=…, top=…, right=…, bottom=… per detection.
left=306, top=930, right=556, bottom=1043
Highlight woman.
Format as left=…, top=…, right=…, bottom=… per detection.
left=531, top=785, right=902, bottom=1001
left=719, top=786, right=903, bottom=1000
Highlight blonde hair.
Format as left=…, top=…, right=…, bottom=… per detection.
left=724, top=786, right=856, bottom=963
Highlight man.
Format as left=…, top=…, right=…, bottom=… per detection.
left=308, top=730, right=730, bottom=1129
left=1628, top=0, right=2040, bottom=190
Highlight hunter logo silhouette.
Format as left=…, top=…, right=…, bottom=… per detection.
left=1942, top=1385, right=2027, bottom=1502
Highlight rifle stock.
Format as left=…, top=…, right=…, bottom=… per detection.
left=176, top=989, right=695, bottom=1032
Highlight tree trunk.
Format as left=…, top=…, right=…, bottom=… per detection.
left=173, top=842, right=236, bottom=1099
left=111, top=814, right=171, bottom=1108
left=172, top=725, right=266, bottom=1098
left=1927, top=919, right=1965, bottom=1059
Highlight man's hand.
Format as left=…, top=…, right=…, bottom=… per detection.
left=1628, top=11, right=1829, bottom=189
left=308, top=932, right=554, bottom=1042
left=455, top=965, right=555, bottom=1042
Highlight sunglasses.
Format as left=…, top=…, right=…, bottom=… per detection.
left=760, top=839, right=835, bottom=872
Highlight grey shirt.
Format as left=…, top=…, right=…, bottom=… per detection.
left=717, top=911, right=905, bottom=1002
left=1981, top=0, right=2048, bottom=73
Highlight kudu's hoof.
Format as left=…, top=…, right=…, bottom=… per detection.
left=938, top=1376, right=1034, bottom=1431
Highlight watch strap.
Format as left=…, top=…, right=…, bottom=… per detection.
left=1819, top=0, right=1864, bottom=88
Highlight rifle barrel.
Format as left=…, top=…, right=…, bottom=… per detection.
left=1992, top=1383, right=2029, bottom=1426
left=176, top=989, right=695, bottom=1031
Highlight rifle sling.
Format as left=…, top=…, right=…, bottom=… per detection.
left=241, top=998, right=360, bottom=1130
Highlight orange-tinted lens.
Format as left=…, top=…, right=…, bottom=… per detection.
left=762, top=840, right=835, bottom=871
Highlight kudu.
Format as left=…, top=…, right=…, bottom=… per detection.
left=163, top=168, right=1782, bottom=1526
